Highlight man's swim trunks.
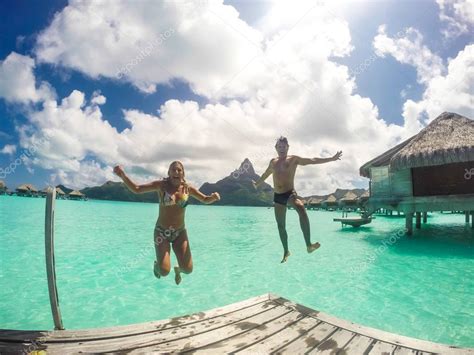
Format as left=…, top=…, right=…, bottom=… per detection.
left=273, top=189, right=297, bottom=205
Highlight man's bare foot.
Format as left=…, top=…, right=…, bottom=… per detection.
left=174, top=266, right=182, bottom=285
left=280, top=251, right=291, bottom=263
left=307, top=242, right=321, bottom=253
left=153, top=261, right=161, bottom=279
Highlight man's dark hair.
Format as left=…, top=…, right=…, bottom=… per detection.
left=275, top=136, right=289, bottom=146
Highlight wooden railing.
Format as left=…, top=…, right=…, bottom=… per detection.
left=45, top=188, right=64, bottom=330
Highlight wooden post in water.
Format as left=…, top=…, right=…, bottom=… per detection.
left=465, top=211, right=470, bottom=223
left=415, top=212, right=421, bottom=229
left=405, top=213, right=413, bottom=236
left=45, top=187, right=64, bottom=330
left=423, top=212, right=427, bottom=223
left=471, top=211, right=473, bottom=229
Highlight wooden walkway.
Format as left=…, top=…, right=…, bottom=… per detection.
left=1, top=294, right=472, bottom=354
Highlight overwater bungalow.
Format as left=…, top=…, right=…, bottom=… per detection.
left=360, top=112, right=474, bottom=234
left=339, top=191, right=359, bottom=209
left=0, top=180, right=6, bottom=195
left=68, top=190, right=86, bottom=200
left=306, top=197, right=323, bottom=210
left=56, top=187, right=66, bottom=199
left=321, top=194, right=338, bottom=210
left=16, top=184, right=39, bottom=197
left=358, top=190, right=369, bottom=205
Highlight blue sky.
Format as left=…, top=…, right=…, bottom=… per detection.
left=0, top=0, right=472, bottom=195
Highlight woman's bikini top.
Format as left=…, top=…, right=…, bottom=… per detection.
left=159, top=183, right=189, bottom=208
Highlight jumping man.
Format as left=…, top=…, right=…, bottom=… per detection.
left=253, top=137, right=342, bottom=263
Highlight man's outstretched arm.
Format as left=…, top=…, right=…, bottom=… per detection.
left=253, top=160, right=273, bottom=187
left=296, top=151, right=342, bottom=166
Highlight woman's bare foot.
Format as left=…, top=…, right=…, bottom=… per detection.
left=307, top=242, right=321, bottom=253
left=174, top=266, right=182, bottom=285
left=280, top=251, right=291, bottom=263
left=153, top=261, right=161, bottom=279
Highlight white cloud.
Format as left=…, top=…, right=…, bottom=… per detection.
left=91, top=90, right=106, bottom=105
left=436, top=0, right=474, bottom=39
left=373, top=25, right=473, bottom=129
left=0, top=144, right=16, bottom=155
left=34, top=0, right=263, bottom=98
left=0, top=52, right=55, bottom=104
left=403, top=44, right=474, bottom=125
left=373, top=25, right=445, bottom=84
left=49, top=160, right=115, bottom=190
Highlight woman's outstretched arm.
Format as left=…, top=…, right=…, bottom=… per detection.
left=113, top=165, right=162, bottom=194
left=188, top=186, right=220, bottom=204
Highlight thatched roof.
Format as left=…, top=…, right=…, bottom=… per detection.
left=69, top=190, right=84, bottom=197
left=307, top=197, right=323, bottom=204
left=0, top=180, right=5, bottom=189
left=360, top=112, right=473, bottom=177
left=323, top=194, right=337, bottom=203
left=16, top=184, right=38, bottom=192
left=41, top=186, right=65, bottom=195
left=340, top=191, right=358, bottom=201
left=359, top=190, right=370, bottom=199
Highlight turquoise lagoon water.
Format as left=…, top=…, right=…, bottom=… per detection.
left=0, top=195, right=473, bottom=347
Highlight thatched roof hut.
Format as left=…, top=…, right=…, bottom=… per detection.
left=339, top=191, right=359, bottom=207
left=16, top=184, right=38, bottom=193
left=340, top=191, right=358, bottom=202
left=359, top=111, right=473, bottom=234
left=305, top=197, right=323, bottom=209
left=323, top=195, right=337, bottom=203
left=56, top=187, right=66, bottom=196
left=308, top=197, right=324, bottom=204
left=322, top=194, right=338, bottom=209
left=360, top=112, right=474, bottom=177
left=0, top=180, right=5, bottom=189
left=68, top=190, right=85, bottom=200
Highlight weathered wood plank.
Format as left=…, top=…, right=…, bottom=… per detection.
left=126, top=304, right=295, bottom=354
left=369, top=340, right=397, bottom=354
left=236, top=317, right=321, bottom=354
left=309, top=328, right=355, bottom=354
left=194, top=309, right=306, bottom=353
left=393, top=345, right=421, bottom=354
left=341, top=334, right=374, bottom=355
left=0, top=342, right=36, bottom=354
left=273, top=322, right=338, bottom=354
left=35, top=300, right=285, bottom=354
left=270, top=296, right=471, bottom=354
left=0, top=294, right=272, bottom=343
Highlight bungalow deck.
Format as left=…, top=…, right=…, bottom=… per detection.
left=1, top=294, right=472, bottom=354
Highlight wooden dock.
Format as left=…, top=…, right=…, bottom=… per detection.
left=333, top=216, right=373, bottom=227
left=1, top=294, right=472, bottom=354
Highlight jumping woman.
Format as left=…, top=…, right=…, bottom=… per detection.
left=113, top=161, right=220, bottom=284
